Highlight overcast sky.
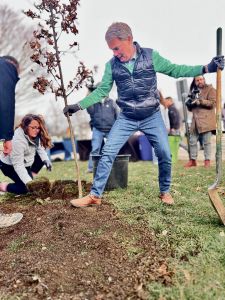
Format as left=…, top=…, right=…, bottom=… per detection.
left=2, top=0, right=225, bottom=112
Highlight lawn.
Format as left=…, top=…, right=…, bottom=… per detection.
left=1, top=159, right=225, bottom=299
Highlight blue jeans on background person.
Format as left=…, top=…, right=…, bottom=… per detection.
left=90, top=110, right=171, bottom=197
left=88, top=127, right=109, bottom=172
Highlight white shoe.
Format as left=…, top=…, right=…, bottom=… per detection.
left=0, top=213, right=23, bottom=228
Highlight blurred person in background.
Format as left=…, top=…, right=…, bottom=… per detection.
left=160, top=94, right=180, bottom=135
left=86, top=84, right=119, bottom=173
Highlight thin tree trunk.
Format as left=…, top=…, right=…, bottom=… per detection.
left=50, top=7, right=82, bottom=198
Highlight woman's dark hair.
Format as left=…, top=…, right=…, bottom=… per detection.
left=17, top=114, right=52, bottom=149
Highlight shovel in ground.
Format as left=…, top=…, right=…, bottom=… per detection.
left=208, top=27, right=225, bottom=225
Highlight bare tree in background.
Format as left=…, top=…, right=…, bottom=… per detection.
left=24, top=0, right=91, bottom=197
left=0, top=5, right=46, bottom=109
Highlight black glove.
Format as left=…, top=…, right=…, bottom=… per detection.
left=63, top=103, right=81, bottom=116
left=185, top=98, right=197, bottom=110
left=204, top=55, right=224, bottom=73
left=43, top=160, right=52, bottom=171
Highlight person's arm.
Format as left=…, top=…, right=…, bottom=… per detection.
left=36, top=145, right=50, bottom=162
left=79, top=62, right=114, bottom=109
left=36, top=146, right=52, bottom=171
left=152, top=50, right=203, bottom=78
left=10, top=138, right=33, bottom=184
left=0, top=61, right=16, bottom=142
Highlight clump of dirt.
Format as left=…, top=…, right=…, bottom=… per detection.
left=26, top=177, right=51, bottom=198
left=51, top=179, right=92, bottom=200
left=0, top=183, right=173, bottom=299
left=6, top=178, right=92, bottom=204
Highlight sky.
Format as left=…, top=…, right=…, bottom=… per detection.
left=2, top=0, right=225, bottom=114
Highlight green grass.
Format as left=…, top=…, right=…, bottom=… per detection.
left=7, top=234, right=28, bottom=253
left=1, top=159, right=225, bottom=299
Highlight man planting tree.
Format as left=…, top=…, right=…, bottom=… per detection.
left=64, top=22, right=224, bottom=207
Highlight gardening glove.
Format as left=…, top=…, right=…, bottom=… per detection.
left=204, top=55, right=224, bottom=73
left=63, top=103, right=81, bottom=116
left=43, top=160, right=52, bottom=171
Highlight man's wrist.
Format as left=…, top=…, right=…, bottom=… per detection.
left=77, top=103, right=83, bottom=110
left=203, top=65, right=209, bottom=74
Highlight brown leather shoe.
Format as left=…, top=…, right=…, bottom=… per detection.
left=184, top=159, right=197, bottom=168
left=70, top=194, right=101, bottom=208
left=204, top=160, right=210, bottom=167
left=159, top=193, right=174, bottom=205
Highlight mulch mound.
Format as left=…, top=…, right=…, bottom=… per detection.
left=0, top=180, right=173, bottom=300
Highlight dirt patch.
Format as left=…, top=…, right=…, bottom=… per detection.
left=0, top=180, right=172, bottom=299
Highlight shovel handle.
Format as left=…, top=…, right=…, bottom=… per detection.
left=216, top=27, right=222, bottom=109
left=217, top=27, right=222, bottom=56
left=215, top=27, right=222, bottom=183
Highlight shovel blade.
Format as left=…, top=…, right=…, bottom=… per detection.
left=208, top=188, right=225, bottom=225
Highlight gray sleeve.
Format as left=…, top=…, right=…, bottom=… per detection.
left=10, top=138, right=33, bottom=184
left=37, top=146, right=49, bottom=162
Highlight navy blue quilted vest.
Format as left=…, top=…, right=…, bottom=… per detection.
left=110, top=42, right=160, bottom=120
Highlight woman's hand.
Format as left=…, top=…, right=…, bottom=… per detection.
left=43, top=160, right=52, bottom=171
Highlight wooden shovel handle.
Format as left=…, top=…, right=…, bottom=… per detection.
left=216, top=28, right=222, bottom=114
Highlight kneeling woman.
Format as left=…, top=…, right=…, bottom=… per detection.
left=0, top=114, right=52, bottom=194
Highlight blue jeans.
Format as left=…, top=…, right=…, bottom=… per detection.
left=88, top=127, right=109, bottom=171
left=90, top=110, right=171, bottom=197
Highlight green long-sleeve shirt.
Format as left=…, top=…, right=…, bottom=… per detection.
left=79, top=49, right=203, bottom=110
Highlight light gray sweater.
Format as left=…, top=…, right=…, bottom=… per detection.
left=1, top=127, right=49, bottom=184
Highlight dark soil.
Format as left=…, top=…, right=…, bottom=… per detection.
left=0, top=179, right=173, bottom=300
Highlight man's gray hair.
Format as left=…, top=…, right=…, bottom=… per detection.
left=105, top=22, right=133, bottom=42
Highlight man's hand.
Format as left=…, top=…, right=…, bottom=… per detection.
left=205, top=55, right=224, bottom=73
left=63, top=103, right=81, bottom=116
left=3, top=140, right=12, bottom=155
left=194, top=99, right=201, bottom=106
left=43, top=160, right=52, bottom=171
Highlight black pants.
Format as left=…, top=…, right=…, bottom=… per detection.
left=0, top=153, right=44, bottom=195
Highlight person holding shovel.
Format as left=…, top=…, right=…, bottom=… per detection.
left=0, top=55, right=23, bottom=228
left=63, top=22, right=224, bottom=207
